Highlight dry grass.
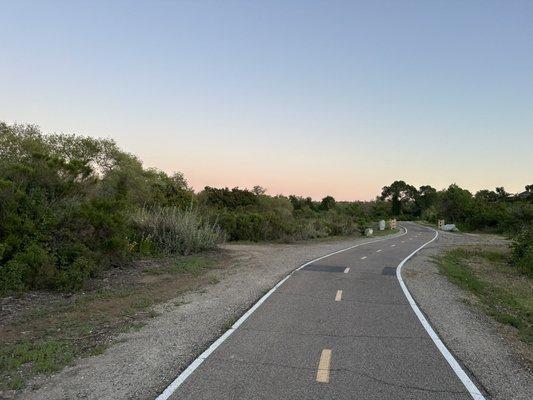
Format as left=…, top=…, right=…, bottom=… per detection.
left=132, top=206, right=225, bottom=255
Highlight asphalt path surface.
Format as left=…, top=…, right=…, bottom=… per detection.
left=162, top=222, right=478, bottom=399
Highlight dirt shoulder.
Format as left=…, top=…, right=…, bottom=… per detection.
left=403, top=228, right=533, bottom=399
left=9, top=232, right=401, bottom=400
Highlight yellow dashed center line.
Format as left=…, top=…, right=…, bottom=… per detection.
left=316, top=349, right=332, bottom=383
left=344, top=267, right=350, bottom=273
left=335, top=290, right=343, bottom=301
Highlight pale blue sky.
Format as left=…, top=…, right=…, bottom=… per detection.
left=1, top=0, right=532, bottom=200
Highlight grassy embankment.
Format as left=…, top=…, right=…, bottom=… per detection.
left=434, top=247, right=532, bottom=346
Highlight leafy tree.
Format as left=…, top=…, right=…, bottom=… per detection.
left=252, top=185, right=266, bottom=196
left=414, top=185, right=437, bottom=216
left=380, top=180, right=417, bottom=215
left=289, top=195, right=315, bottom=211
left=319, top=196, right=336, bottom=211
left=143, top=169, right=194, bottom=207
left=495, top=187, right=511, bottom=202
left=337, top=202, right=363, bottom=218
left=0, top=123, right=136, bottom=291
left=438, top=184, right=473, bottom=223
left=200, top=187, right=258, bottom=209
left=475, top=189, right=499, bottom=203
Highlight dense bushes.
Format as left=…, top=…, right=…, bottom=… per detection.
left=0, top=124, right=134, bottom=291
left=215, top=210, right=357, bottom=242
left=201, top=191, right=361, bottom=243
left=0, top=123, right=210, bottom=293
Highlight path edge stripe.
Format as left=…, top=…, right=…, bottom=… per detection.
left=396, top=224, right=486, bottom=400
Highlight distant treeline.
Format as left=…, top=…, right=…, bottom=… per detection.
left=379, top=180, right=533, bottom=233
left=378, top=181, right=532, bottom=276
left=1, top=122, right=531, bottom=292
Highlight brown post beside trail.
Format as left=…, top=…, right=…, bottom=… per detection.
left=437, top=219, right=444, bottom=230
left=388, top=219, right=397, bottom=229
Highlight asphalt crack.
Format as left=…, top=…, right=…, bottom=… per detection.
left=206, top=357, right=469, bottom=395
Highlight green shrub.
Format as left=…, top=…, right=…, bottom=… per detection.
left=0, top=260, right=29, bottom=292
left=421, top=207, right=438, bottom=223
left=357, top=221, right=370, bottom=235
left=511, top=225, right=533, bottom=276
left=56, top=257, right=95, bottom=292
left=131, top=206, right=224, bottom=255
left=11, top=244, right=57, bottom=290
left=199, top=186, right=258, bottom=209
left=233, top=212, right=265, bottom=241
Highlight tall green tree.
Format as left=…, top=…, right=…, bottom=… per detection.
left=439, top=184, right=473, bottom=223
left=380, top=180, right=417, bottom=216
left=414, top=185, right=437, bottom=216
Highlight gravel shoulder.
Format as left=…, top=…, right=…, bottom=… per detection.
left=17, top=233, right=401, bottom=400
left=402, top=228, right=533, bottom=400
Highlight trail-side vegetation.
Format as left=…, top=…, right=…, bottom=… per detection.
left=0, top=123, right=374, bottom=294
left=198, top=187, right=365, bottom=242
left=131, top=206, right=224, bottom=256
left=0, top=123, right=212, bottom=294
left=1, top=122, right=532, bottom=294
left=510, top=225, right=533, bottom=276
left=435, top=247, right=532, bottom=345
left=379, top=180, right=533, bottom=276
left=380, top=180, right=533, bottom=233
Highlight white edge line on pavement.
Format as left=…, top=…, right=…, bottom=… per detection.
left=396, top=225, right=486, bottom=400
left=155, top=228, right=408, bottom=400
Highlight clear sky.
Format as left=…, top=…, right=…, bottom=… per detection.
left=1, top=0, right=532, bottom=200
